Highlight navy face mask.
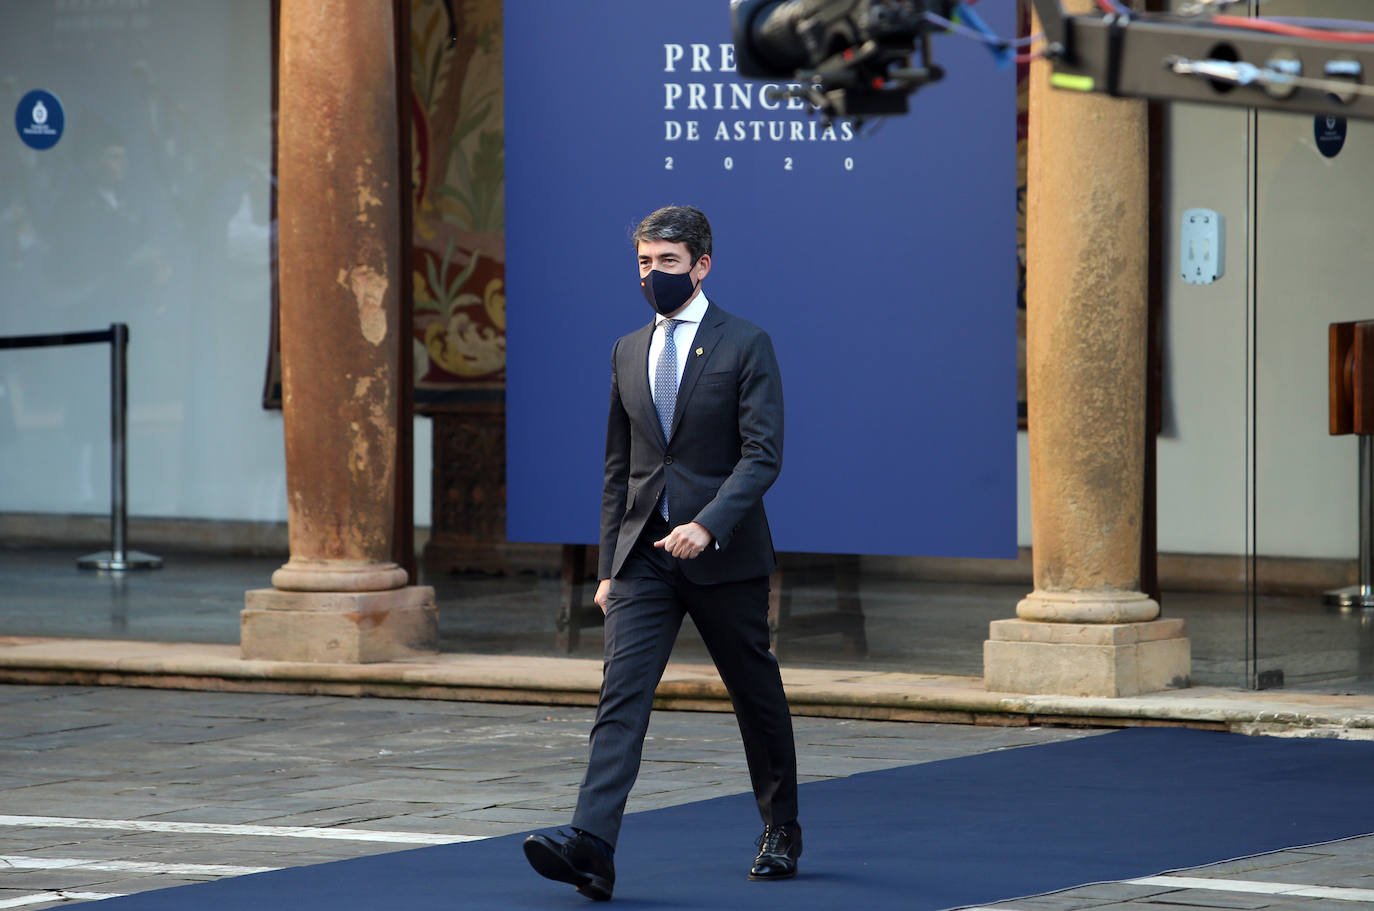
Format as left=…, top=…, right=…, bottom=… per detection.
left=640, top=264, right=698, bottom=316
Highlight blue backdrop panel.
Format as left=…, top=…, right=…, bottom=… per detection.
left=505, top=2, right=1017, bottom=557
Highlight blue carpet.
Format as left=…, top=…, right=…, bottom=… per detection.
left=92, top=728, right=1374, bottom=909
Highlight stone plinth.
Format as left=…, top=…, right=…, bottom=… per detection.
left=243, top=586, right=438, bottom=664
left=984, top=617, right=1190, bottom=698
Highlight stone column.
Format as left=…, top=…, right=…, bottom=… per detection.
left=982, top=0, right=1188, bottom=697
left=242, top=0, right=437, bottom=663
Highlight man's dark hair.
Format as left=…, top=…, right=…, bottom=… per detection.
left=631, top=205, right=712, bottom=263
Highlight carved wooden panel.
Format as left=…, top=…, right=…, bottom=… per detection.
left=431, top=404, right=505, bottom=538
left=425, top=403, right=506, bottom=573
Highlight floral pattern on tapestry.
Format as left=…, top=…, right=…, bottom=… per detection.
left=411, top=0, right=505, bottom=405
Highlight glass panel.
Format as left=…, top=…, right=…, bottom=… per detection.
left=0, top=1, right=287, bottom=640
left=0, top=0, right=1275, bottom=686
left=1156, top=88, right=1254, bottom=688
left=1252, top=0, right=1374, bottom=691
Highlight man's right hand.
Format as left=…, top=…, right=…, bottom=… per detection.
left=594, top=579, right=612, bottom=614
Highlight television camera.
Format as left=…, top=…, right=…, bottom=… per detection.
left=731, top=0, right=960, bottom=119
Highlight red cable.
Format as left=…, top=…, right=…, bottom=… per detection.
left=1212, top=13, right=1374, bottom=44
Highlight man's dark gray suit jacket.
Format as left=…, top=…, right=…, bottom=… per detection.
left=598, top=301, right=783, bottom=585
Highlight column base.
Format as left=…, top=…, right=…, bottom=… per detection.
left=983, top=618, right=1191, bottom=697
left=241, top=585, right=438, bottom=664
left=271, top=559, right=409, bottom=592
left=1017, top=589, right=1159, bottom=623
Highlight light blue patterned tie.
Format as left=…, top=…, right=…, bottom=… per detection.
left=653, top=319, right=681, bottom=520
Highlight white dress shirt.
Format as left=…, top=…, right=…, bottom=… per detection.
left=648, top=288, right=708, bottom=398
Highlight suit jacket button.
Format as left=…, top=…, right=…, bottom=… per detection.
left=664, top=456, right=673, bottom=464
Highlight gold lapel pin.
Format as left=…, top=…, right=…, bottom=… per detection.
left=695, top=347, right=703, bottom=356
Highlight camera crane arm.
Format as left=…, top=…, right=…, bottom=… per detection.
left=1030, top=0, right=1374, bottom=121
left=732, top=1, right=1374, bottom=122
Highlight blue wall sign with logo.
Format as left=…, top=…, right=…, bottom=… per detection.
left=1315, top=109, right=1347, bottom=159
left=14, top=89, right=64, bottom=150
left=504, top=1, right=1018, bottom=558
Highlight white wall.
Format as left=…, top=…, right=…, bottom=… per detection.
left=0, top=1, right=431, bottom=528
left=1252, top=101, right=1371, bottom=558
left=1151, top=0, right=1368, bottom=560
left=1156, top=101, right=1253, bottom=558
left=1017, top=431, right=1030, bottom=548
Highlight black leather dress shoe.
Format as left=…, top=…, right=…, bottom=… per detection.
left=748, top=821, right=802, bottom=881
left=523, top=830, right=615, bottom=901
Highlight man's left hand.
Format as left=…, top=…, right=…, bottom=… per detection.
left=653, top=522, right=713, bottom=559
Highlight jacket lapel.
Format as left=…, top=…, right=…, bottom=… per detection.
left=667, top=303, right=726, bottom=444
left=623, top=321, right=665, bottom=448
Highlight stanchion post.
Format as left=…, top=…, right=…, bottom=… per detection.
left=78, top=322, right=162, bottom=572
left=1362, top=435, right=1373, bottom=593
left=112, top=321, right=127, bottom=562
left=1324, top=435, right=1374, bottom=608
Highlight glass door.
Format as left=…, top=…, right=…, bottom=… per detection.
left=1251, top=0, right=1374, bottom=690
left=1156, top=59, right=1255, bottom=689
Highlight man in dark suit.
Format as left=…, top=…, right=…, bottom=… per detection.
left=523, top=206, right=800, bottom=900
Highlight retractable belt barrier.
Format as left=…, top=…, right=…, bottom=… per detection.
left=0, top=323, right=163, bottom=571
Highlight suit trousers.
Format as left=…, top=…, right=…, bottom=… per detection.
left=571, top=514, right=798, bottom=847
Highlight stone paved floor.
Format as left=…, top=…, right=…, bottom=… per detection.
left=1, top=685, right=1373, bottom=910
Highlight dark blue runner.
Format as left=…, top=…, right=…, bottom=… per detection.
left=92, top=728, right=1374, bottom=910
